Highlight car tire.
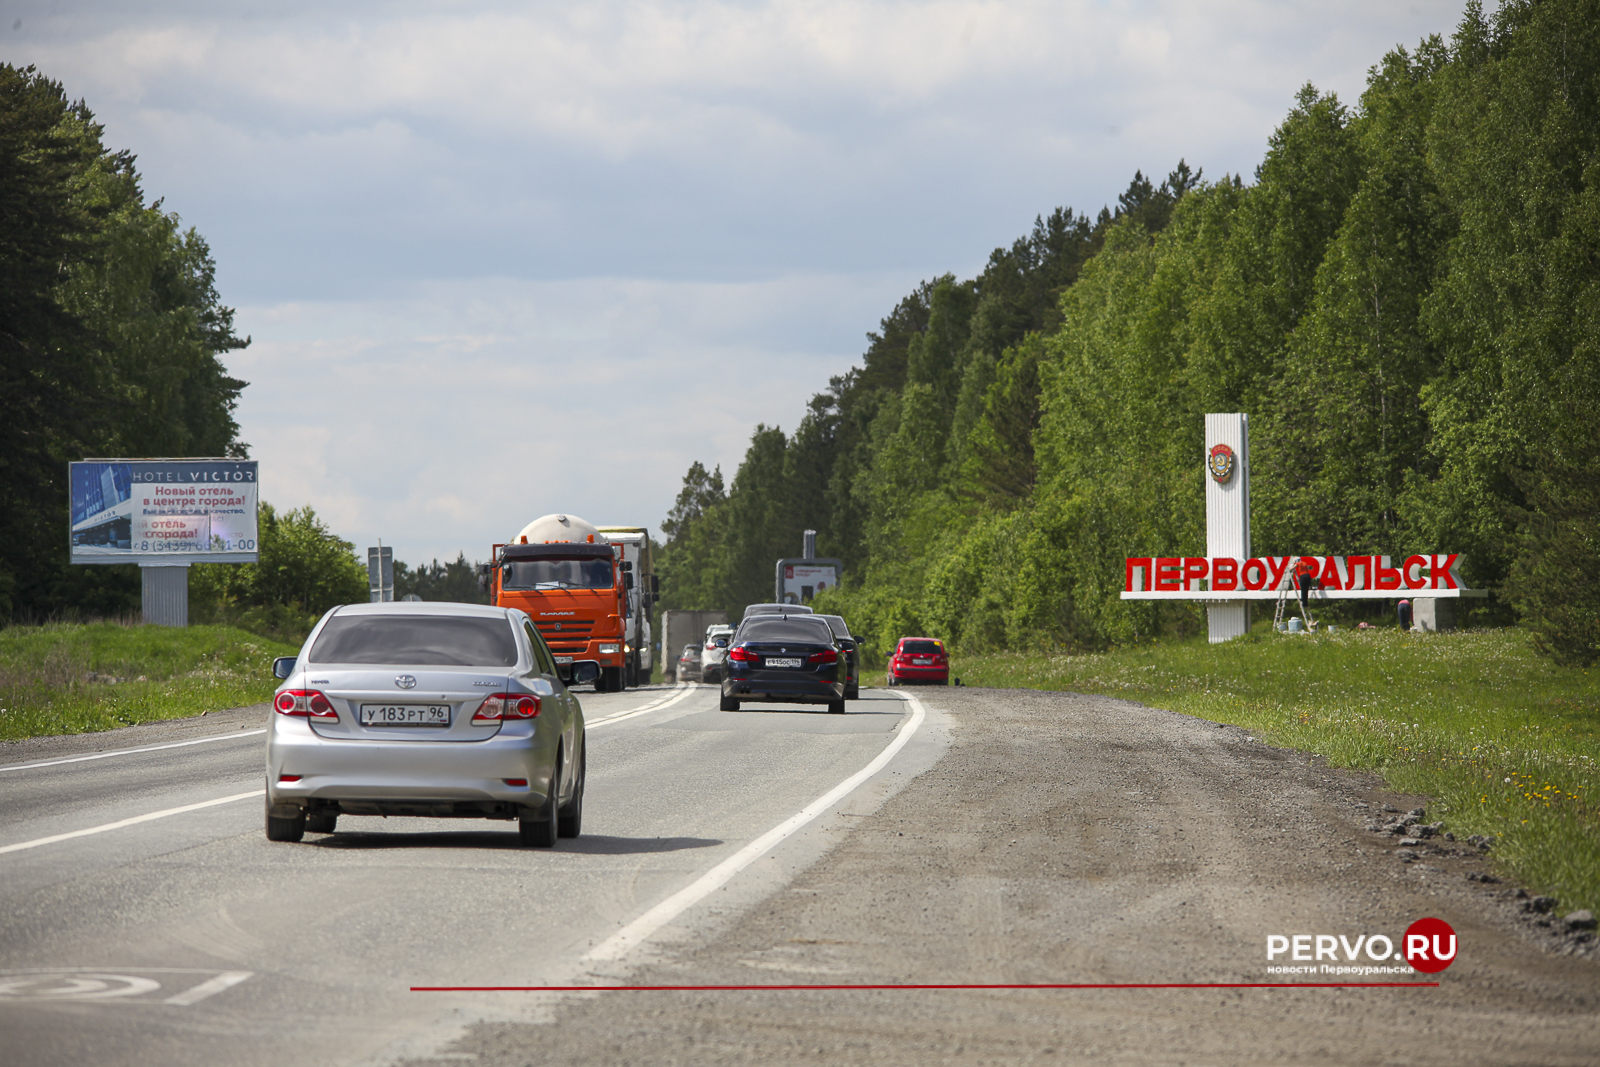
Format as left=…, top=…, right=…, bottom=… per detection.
left=305, top=809, right=338, bottom=834
left=886, top=674, right=897, bottom=688
left=719, top=693, right=739, bottom=711
left=265, top=797, right=306, bottom=843
left=520, top=758, right=560, bottom=848
left=846, top=686, right=859, bottom=700
left=558, top=742, right=585, bottom=839
left=828, top=698, right=845, bottom=714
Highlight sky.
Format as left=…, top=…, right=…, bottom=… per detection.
left=6, top=0, right=1473, bottom=566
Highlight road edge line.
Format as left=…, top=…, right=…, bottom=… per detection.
left=0, top=789, right=265, bottom=856
left=582, top=689, right=927, bottom=963
left=0, top=729, right=268, bottom=774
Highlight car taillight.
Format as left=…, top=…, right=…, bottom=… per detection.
left=728, top=646, right=756, bottom=662
left=473, top=693, right=540, bottom=722
left=275, top=689, right=337, bottom=720
left=807, top=649, right=838, bottom=664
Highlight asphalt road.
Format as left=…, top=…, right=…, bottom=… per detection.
left=0, top=682, right=940, bottom=1067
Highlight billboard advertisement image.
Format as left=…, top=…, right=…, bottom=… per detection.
left=70, top=460, right=259, bottom=565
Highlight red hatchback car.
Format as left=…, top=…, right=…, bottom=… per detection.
left=887, top=637, right=949, bottom=686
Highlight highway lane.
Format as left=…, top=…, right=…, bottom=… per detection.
left=0, top=683, right=933, bottom=1067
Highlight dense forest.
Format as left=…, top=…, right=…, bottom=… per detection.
left=657, top=0, right=1600, bottom=667
left=0, top=64, right=250, bottom=620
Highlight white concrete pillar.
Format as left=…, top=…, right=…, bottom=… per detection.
left=1205, top=413, right=1250, bottom=643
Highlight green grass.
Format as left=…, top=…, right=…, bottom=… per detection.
left=0, top=621, right=298, bottom=741
left=932, top=628, right=1600, bottom=914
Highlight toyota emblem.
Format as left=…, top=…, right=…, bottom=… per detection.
left=395, top=674, right=417, bottom=690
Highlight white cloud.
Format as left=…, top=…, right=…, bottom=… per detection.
left=228, top=272, right=908, bottom=562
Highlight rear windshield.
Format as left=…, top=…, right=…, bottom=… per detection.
left=816, top=615, right=851, bottom=637
left=738, top=617, right=835, bottom=644
left=901, top=639, right=943, bottom=654
left=310, top=615, right=519, bottom=666
left=501, top=557, right=612, bottom=591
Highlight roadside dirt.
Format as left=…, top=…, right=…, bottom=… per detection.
left=0, top=703, right=269, bottom=766
left=407, top=687, right=1598, bottom=1066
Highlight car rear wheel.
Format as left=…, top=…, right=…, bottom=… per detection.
left=558, top=743, right=585, bottom=839
left=719, top=693, right=739, bottom=711
left=520, top=758, right=560, bottom=848
left=828, top=698, right=845, bottom=714
left=265, top=796, right=306, bottom=843
left=305, top=809, right=338, bottom=834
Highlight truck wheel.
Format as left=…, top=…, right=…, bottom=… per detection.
left=602, top=666, right=624, bottom=692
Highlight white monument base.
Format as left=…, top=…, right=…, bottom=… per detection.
left=1207, top=602, right=1249, bottom=643
left=1412, top=597, right=1456, bottom=632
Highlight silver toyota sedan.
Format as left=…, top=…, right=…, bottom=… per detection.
left=264, top=602, right=591, bottom=847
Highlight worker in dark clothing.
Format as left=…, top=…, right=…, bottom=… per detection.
left=1294, top=556, right=1319, bottom=615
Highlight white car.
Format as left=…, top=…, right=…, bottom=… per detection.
left=700, top=624, right=735, bottom=683
left=265, top=602, right=592, bottom=848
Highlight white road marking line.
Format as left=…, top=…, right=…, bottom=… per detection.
left=587, top=682, right=698, bottom=729
left=0, top=729, right=267, bottom=774
left=583, top=689, right=928, bottom=962
left=164, top=970, right=253, bottom=1006
left=0, top=790, right=264, bottom=856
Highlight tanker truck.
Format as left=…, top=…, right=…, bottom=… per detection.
left=482, top=514, right=631, bottom=692
left=595, top=526, right=658, bottom=687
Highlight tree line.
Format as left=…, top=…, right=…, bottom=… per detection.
left=656, top=0, right=1600, bottom=667
left=0, top=65, right=486, bottom=632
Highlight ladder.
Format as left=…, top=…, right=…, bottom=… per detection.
left=1273, top=575, right=1316, bottom=631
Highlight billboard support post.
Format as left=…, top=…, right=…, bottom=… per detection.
left=368, top=542, right=394, bottom=603
left=141, top=565, right=189, bottom=627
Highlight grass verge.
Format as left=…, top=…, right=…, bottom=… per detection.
left=931, top=628, right=1599, bottom=914
left=0, top=621, right=297, bottom=741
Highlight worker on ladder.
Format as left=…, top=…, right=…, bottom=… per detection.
left=1294, top=556, right=1319, bottom=622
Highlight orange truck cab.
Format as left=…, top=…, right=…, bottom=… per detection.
left=485, top=513, right=631, bottom=692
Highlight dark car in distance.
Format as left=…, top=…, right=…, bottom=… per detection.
left=720, top=613, right=846, bottom=714
left=812, top=614, right=859, bottom=699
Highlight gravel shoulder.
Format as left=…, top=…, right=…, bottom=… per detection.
left=408, top=687, right=1597, bottom=1066
left=0, top=703, right=269, bottom=767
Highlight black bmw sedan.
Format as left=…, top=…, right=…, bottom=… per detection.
left=719, top=613, right=846, bottom=714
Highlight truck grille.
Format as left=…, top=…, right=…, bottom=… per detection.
left=537, top=620, right=594, bottom=634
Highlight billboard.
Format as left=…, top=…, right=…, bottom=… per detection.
left=774, top=557, right=843, bottom=605
left=70, top=460, right=259, bottom=565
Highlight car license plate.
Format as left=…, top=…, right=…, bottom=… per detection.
left=359, top=704, right=450, bottom=726
left=765, top=657, right=802, bottom=668
left=913, top=657, right=932, bottom=665
left=554, top=655, right=573, bottom=664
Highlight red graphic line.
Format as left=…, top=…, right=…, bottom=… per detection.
left=411, top=982, right=1438, bottom=992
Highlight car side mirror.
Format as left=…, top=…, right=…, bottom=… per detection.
left=272, top=656, right=296, bottom=679
left=571, top=662, right=600, bottom=685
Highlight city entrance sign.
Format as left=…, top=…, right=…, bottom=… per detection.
left=1120, top=414, right=1485, bottom=642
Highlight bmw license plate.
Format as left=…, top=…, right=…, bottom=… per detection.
left=360, top=704, right=450, bottom=726
left=765, top=657, right=802, bottom=668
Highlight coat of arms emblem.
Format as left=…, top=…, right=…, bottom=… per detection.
left=1208, top=443, right=1235, bottom=483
